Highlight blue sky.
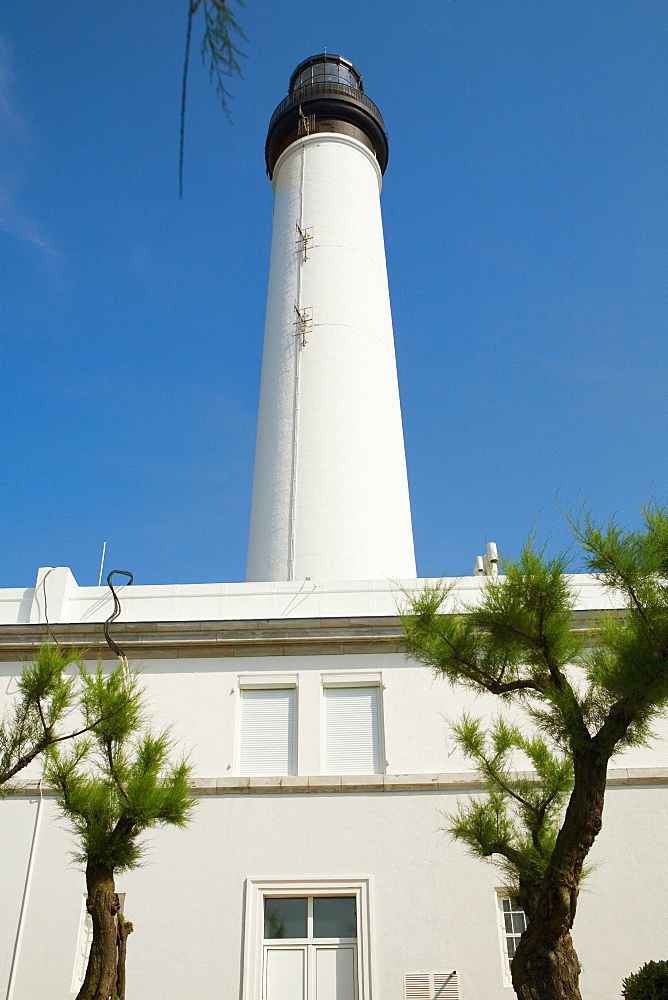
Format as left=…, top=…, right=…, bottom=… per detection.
left=1, top=0, right=667, bottom=587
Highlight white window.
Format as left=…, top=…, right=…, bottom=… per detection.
left=239, top=684, right=297, bottom=776
left=323, top=679, right=383, bottom=774
left=242, top=879, right=373, bottom=1000
left=71, top=897, right=93, bottom=993
left=497, top=894, right=527, bottom=985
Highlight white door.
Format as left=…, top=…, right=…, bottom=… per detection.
left=314, top=946, right=357, bottom=1000
left=264, top=947, right=306, bottom=1000
left=263, top=945, right=357, bottom=1000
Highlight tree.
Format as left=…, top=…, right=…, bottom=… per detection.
left=179, top=0, right=246, bottom=196
left=622, top=960, right=668, bottom=1000
left=47, top=664, right=194, bottom=1000
left=0, top=645, right=100, bottom=787
left=402, top=506, right=668, bottom=1000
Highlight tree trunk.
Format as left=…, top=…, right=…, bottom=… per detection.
left=76, top=864, right=119, bottom=1000
left=115, top=918, right=133, bottom=1000
left=512, top=914, right=582, bottom=1000
left=511, top=753, right=609, bottom=1000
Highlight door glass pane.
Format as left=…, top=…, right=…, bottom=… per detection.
left=264, top=897, right=308, bottom=939
left=313, top=897, right=357, bottom=938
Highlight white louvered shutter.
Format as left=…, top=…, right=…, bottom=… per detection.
left=325, top=686, right=380, bottom=774
left=240, top=688, right=295, bottom=775
left=433, top=971, right=459, bottom=998
left=404, top=973, right=432, bottom=1000
left=404, top=972, right=459, bottom=1000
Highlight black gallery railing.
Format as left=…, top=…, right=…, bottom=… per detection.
left=268, top=82, right=386, bottom=132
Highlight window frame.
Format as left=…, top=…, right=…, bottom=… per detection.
left=236, top=675, right=298, bottom=777
left=495, top=891, right=527, bottom=987
left=264, top=895, right=358, bottom=943
left=242, top=878, right=374, bottom=1000
left=320, top=674, right=385, bottom=776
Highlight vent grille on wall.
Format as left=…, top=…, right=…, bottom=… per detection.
left=404, top=971, right=459, bottom=1000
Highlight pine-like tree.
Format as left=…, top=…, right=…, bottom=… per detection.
left=47, top=665, right=194, bottom=1000
left=402, top=506, right=668, bottom=1000
left=1, top=646, right=93, bottom=787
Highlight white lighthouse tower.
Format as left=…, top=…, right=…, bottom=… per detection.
left=247, top=54, right=416, bottom=583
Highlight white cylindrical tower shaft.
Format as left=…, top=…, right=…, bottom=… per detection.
left=246, top=55, right=416, bottom=583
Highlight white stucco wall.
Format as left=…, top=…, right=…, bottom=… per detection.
left=2, top=784, right=667, bottom=1000
left=3, top=641, right=666, bottom=783
left=0, top=568, right=625, bottom=626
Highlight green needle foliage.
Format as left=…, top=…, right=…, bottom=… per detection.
left=402, top=506, right=668, bottom=1000
left=47, top=664, right=194, bottom=1000
left=447, top=715, right=573, bottom=892
left=0, top=645, right=97, bottom=788
left=179, top=0, right=246, bottom=196
left=198, top=0, right=246, bottom=118
left=622, top=960, right=668, bottom=1000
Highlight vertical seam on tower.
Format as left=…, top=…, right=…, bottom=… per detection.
left=287, top=141, right=306, bottom=581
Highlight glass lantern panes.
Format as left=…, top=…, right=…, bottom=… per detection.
left=338, top=66, right=358, bottom=87
left=293, top=62, right=361, bottom=93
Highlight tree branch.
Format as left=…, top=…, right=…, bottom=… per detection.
left=106, top=738, right=131, bottom=803
left=0, top=710, right=127, bottom=789
left=36, top=697, right=50, bottom=738
left=50, top=714, right=114, bottom=749
left=623, top=579, right=668, bottom=658
left=486, top=840, right=525, bottom=868
left=433, top=623, right=542, bottom=696
left=0, top=736, right=51, bottom=785
left=178, top=0, right=197, bottom=198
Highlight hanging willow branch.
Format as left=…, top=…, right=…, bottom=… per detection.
left=180, top=0, right=246, bottom=198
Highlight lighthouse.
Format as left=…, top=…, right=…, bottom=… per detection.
left=246, top=54, right=417, bottom=583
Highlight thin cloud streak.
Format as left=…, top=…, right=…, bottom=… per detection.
left=0, top=37, right=53, bottom=253
left=0, top=176, right=53, bottom=252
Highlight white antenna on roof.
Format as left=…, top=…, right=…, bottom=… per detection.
left=97, top=540, right=107, bottom=587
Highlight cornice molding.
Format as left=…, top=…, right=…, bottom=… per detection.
left=6, top=766, right=667, bottom=797
left=0, top=616, right=405, bottom=660
left=0, top=608, right=612, bottom=661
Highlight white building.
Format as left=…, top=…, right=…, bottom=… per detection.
left=1, top=54, right=667, bottom=1000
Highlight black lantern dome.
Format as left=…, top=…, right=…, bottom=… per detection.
left=265, top=54, right=389, bottom=178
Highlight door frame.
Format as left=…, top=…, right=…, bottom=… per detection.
left=242, top=878, right=374, bottom=1000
